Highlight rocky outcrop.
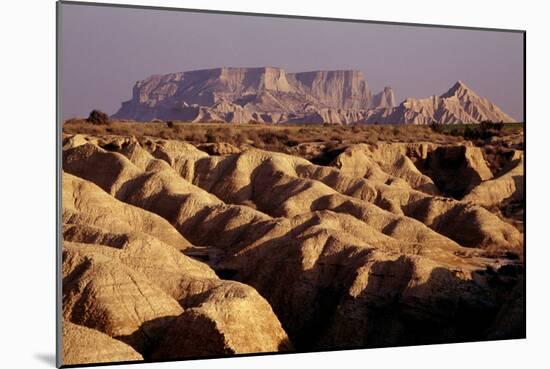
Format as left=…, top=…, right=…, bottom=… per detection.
left=366, top=81, right=516, bottom=124
left=420, top=145, right=494, bottom=198
left=62, top=242, right=184, bottom=353
left=197, top=142, right=241, bottom=156
left=333, top=143, right=440, bottom=194
left=372, top=86, right=396, bottom=109
left=112, top=67, right=395, bottom=123
left=62, top=321, right=143, bottom=365
left=288, top=70, right=373, bottom=110
left=463, top=154, right=524, bottom=209
left=151, top=283, right=292, bottom=359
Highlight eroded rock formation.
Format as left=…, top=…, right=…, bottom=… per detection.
left=112, top=68, right=515, bottom=124
left=365, top=81, right=515, bottom=124
left=112, top=67, right=395, bottom=123
left=61, top=132, right=524, bottom=365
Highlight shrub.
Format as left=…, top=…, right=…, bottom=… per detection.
left=63, top=118, right=83, bottom=125
left=234, top=132, right=247, bottom=146
left=259, top=131, right=286, bottom=145
left=166, top=121, right=175, bottom=129
left=429, top=120, right=505, bottom=141
left=246, top=130, right=262, bottom=147
left=449, top=128, right=461, bottom=136
left=284, top=139, right=299, bottom=147
left=479, top=120, right=504, bottom=139
left=205, top=129, right=217, bottom=143
left=480, top=120, right=504, bottom=133
left=86, top=110, right=110, bottom=125
left=365, top=132, right=379, bottom=145
left=429, top=122, right=445, bottom=133
left=185, top=132, right=204, bottom=143
left=459, top=121, right=503, bottom=140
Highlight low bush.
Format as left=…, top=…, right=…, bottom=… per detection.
left=86, top=110, right=110, bottom=125
left=205, top=129, right=218, bottom=143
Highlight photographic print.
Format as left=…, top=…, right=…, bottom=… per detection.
left=58, top=1, right=525, bottom=366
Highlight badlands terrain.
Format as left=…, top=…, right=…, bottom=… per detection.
left=61, top=121, right=524, bottom=365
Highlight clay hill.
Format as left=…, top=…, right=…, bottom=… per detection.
left=365, top=81, right=515, bottom=124
left=60, top=130, right=524, bottom=365
left=112, top=67, right=514, bottom=124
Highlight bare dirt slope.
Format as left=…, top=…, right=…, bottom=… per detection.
left=60, top=130, right=524, bottom=365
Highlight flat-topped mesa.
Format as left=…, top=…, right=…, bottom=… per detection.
left=132, top=67, right=294, bottom=106
left=288, top=70, right=373, bottom=110
left=112, top=67, right=393, bottom=121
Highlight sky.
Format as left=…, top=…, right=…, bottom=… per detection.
left=60, top=3, right=524, bottom=121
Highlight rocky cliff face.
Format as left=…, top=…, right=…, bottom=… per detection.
left=366, top=81, right=515, bottom=124
left=113, top=68, right=515, bottom=124
left=372, top=86, right=396, bottom=109
left=113, top=67, right=393, bottom=122
left=288, top=70, right=373, bottom=110
left=120, top=67, right=295, bottom=114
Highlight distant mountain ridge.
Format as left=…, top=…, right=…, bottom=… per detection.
left=112, top=67, right=515, bottom=124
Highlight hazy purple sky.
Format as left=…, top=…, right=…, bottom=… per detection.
left=60, top=3, right=524, bottom=120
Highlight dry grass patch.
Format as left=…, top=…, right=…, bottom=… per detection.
left=63, top=120, right=465, bottom=153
